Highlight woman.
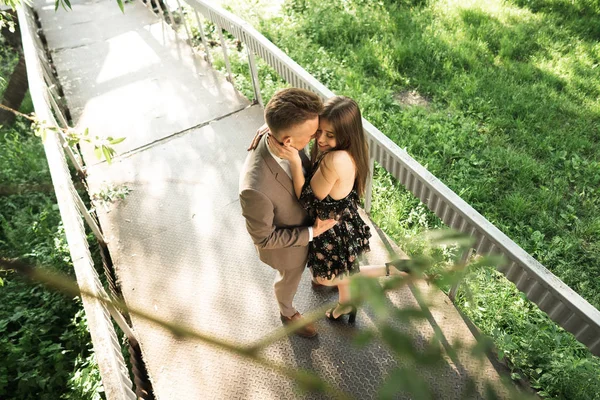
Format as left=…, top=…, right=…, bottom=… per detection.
left=269, top=96, right=400, bottom=322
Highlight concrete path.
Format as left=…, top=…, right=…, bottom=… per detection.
left=34, top=0, right=512, bottom=398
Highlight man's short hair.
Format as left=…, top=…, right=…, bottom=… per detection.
left=265, top=88, right=323, bottom=136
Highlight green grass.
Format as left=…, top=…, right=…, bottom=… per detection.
left=0, top=120, right=104, bottom=399
left=188, top=0, right=600, bottom=398
left=261, top=0, right=600, bottom=306
left=458, top=266, right=600, bottom=399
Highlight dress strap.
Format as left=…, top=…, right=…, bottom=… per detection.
left=313, top=151, right=329, bottom=169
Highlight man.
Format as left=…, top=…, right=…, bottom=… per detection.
left=239, top=88, right=336, bottom=338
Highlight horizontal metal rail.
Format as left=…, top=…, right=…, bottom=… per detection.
left=178, top=0, right=600, bottom=356
left=17, top=4, right=138, bottom=399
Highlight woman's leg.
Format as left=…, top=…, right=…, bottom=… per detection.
left=310, top=262, right=407, bottom=319
left=327, top=280, right=352, bottom=318
left=358, top=264, right=407, bottom=277
left=312, top=273, right=352, bottom=317
left=316, top=264, right=407, bottom=318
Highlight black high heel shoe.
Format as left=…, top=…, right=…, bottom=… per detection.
left=326, top=303, right=358, bottom=323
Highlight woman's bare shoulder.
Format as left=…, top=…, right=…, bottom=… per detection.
left=322, top=150, right=355, bottom=176
left=332, top=150, right=354, bottom=167
left=324, top=150, right=352, bottom=164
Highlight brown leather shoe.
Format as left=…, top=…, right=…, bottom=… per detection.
left=280, top=312, right=317, bottom=338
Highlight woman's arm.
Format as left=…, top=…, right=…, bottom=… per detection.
left=309, top=152, right=339, bottom=201
left=289, top=157, right=305, bottom=199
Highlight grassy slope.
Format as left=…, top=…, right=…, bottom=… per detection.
left=257, top=0, right=600, bottom=308
left=206, top=0, right=600, bottom=398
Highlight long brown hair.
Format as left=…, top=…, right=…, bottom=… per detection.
left=312, top=96, right=370, bottom=197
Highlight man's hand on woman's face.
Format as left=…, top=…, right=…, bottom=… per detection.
left=267, top=134, right=301, bottom=164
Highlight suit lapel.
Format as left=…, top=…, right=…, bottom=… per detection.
left=258, top=136, right=295, bottom=198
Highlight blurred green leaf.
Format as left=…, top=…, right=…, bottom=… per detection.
left=294, top=369, right=327, bottom=394
left=102, top=145, right=112, bottom=164
left=54, top=0, right=72, bottom=11
left=393, top=307, right=428, bottom=321
left=352, top=329, right=375, bottom=347
left=484, top=381, right=503, bottom=400
left=378, top=367, right=433, bottom=400
left=351, top=276, right=389, bottom=319
left=470, top=335, right=494, bottom=359
left=426, top=229, right=475, bottom=248
left=109, top=137, right=125, bottom=145
left=380, top=325, right=418, bottom=360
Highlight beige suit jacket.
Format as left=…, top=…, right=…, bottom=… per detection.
left=239, top=135, right=312, bottom=271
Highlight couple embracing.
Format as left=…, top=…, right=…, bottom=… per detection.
left=240, top=88, right=400, bottom=338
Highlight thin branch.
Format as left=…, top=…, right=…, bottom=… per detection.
left=0, top=183, right=85, bottom=196
left=245, top=275, right=416, bottom=354
left=0, top=103, right=70, bottom=136
left=0, top=257, right=352, bottom=400
left=0, top=102, right=33, bottom=121
left=245, top=303, right=334, bottom=354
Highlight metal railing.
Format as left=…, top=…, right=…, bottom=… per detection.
left=17, top=4, right=139, bottom=399
left=147, top=0, right=600, bottom=357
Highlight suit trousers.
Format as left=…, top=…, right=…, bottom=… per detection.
left=273, top=264, right=305, bottom=317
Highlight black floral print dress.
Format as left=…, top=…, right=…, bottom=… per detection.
left=300, top=155, right=371, bottom=280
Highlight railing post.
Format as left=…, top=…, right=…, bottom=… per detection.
left=56, top=131, right=86, bottom=176
left=193, top=10, right=212, bottom=65
left=449, top=247, right=473, bottom=301
left=105, top=299, right=137, bottom=340
left=163, top=0, right=178, bottom=27
left=148, top=0, right=161, bottom=17
left=174, top=0, right=194, bottom=46
left=140, top=0, right=153, bottom=14
left=72, top=191, right=107, bottom=245
left=216, top=22, right=234, bottom=83
left=47, top=88, right=69, bottom=127
left=364, top=155, right=375, bottom=213
left=246, top=46, right=262, bottom=106
left=45, top=90, right=87, bottom=176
